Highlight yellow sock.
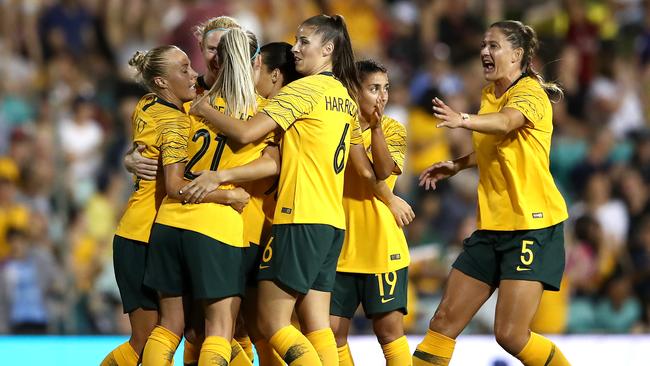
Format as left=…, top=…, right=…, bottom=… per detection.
left=142, top=326, right=181, bottom=366
left=337, top=343, right=355, bottom=366
left=516, top=332, right=571, bottom=366
left=305, top=328, right=338, bottom=366
left=184, top=339, right=200, bottom=366
left=236, top=336, right=254, bottom=362
left=270, top=325, right=321, bottom=366
left=254, top=339, right=285, bottom=366
left=382, top=336, right=411, bottom=366
left=412, top=329, right=455, bottom=366
left=100, top=341, right=139, bottom=366
left=198, top=336, right=232, bottom=366
left=231, top=338, right=253, bottom=366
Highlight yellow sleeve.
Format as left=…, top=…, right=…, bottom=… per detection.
left=384, top=118, right=407, bottom=173
left=349, top=113, right=363, bottom=145
left=504, top=80, right=548, bottom=130
left=262, top=79, right=320, bottom=130
left=155, top=113, right=190, bottom=166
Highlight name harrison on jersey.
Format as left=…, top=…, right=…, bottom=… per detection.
left=324, top=95, right=357, bottom=117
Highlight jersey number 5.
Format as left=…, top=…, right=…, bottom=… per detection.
left=184, top=128, right=227, bottom=180
left=333, top=123, right=350, bottom=174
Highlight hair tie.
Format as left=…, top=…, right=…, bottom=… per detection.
left=204, top=27, right=230, bottom=37
left=251, top=44, right=260, bottom=60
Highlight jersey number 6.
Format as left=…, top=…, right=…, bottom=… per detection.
left=333, top=123, right=350, bottom=174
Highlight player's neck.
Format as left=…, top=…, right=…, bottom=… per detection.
left=359, top=112, right=371, bottom=131
left=204, top=72, right=217, bottom=89
left=157, top=90, right=182, bottom=110
left=494, top=69, right=524, bottom=97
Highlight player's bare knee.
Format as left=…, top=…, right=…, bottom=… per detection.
left=494, top=324, right=527, bottom=355
left=372, top=316, right=403, bottom=345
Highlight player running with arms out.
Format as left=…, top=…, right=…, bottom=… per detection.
left=100, top=45, right=217, bottom=366
left=189, top=14, right=371, bottom=366
left=414, top=20, right=570, bottom=366
left=330, top=59, right=414, bottom=366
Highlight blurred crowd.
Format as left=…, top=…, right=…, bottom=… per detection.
left=0, top=0, right=649, bottom=336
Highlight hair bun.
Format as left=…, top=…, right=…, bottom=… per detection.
left=128, top=51, right=147, bottom=72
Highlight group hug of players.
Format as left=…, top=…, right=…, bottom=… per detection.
left=102, top=13, right=416, bottom=366
left=101, top=11, right=573, bottom=366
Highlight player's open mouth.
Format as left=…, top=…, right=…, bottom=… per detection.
left=482, top=59, right=495, bottom=73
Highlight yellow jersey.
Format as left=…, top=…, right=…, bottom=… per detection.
left=155, top=97, right=275, bottom=247
left=337, top=116, right=410, bottom=273
left=115, top=94, right=188, bottom=243
left=262, top=72, right=362, bottom=229
left=240, top=96, right=279, bottom=246
left=474, top=76, right=568, bottom=230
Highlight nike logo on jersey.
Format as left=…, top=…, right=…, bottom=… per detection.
left=259, top=265, right=270, bottom=270
left=516, top=266, right=531, bottom=272
left=381, top=297, right=395, bottom=304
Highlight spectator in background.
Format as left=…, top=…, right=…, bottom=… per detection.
left=0, top=228, right=49, bottom=334
left=566, top=215, right=615, bottom=298
left=629, top=215, right=650, bottom=328
left=0, top=157, right=29, bottom=261
left=593, top=274, right=642, bottom=333
left=58, top=95, right=104, bottom=207
left=39, top=0, right=97, bottom=60
left=570, top=172, right=629, bottom=252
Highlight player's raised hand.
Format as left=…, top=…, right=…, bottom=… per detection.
left=368, top=96, right=386, bottom=129
left=189, top=93, right=211, bottom=119
left=179, top=170, right=223, bottom=204
left=432, top=97, right=464, bottom=129
left=388, top=195, right=415, bottom=227
left=419, top=160, right=458, bottom=190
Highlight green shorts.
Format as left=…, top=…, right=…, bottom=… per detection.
left=452, top=222, right=565, bottom=291
left=330, top=267, right=408, bottom=319
left=113, top=235, right=158, bottom=313
left=144, top=223, right=245, bottom=299
left=257, top=224, right=344, bottom=294
left=242, top=243, right=261, bottom=288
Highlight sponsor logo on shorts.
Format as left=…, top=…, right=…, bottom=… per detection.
left=281, top=207, right=292, bottom=214
left=390, top=254, right=401, bottom=260
left=381, top=297, right=395, bottom=304
left=259, top=264, right=270, bottom=270
left=532, top=212, right=544, bottom=219
left=516, top=266, right=531, bottom=272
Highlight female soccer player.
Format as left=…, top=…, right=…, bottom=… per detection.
left=415, top=20, right=571, bottom=366
left=124, top=16, right=241, bottom=179
left=189, top=14, right=365, bottom=366
left=100, top=44, right=242, bottom=366
left=330, top=59, right=414, bottom=366
left=141, top=30, right=266, bottom=366
left=178, top=41, right=299, bottom=366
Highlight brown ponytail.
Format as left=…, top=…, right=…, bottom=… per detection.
left=301, top=14, right=361, bottom=100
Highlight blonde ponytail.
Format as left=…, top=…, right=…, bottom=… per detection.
left=207, top=29, right=258, bottom=119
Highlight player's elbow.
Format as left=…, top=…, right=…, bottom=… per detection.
left=232, top=129, right=257, bottom=145
left=357, top=165, right=375, bottom=182
left=373, top=165, right=392, bottom=181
